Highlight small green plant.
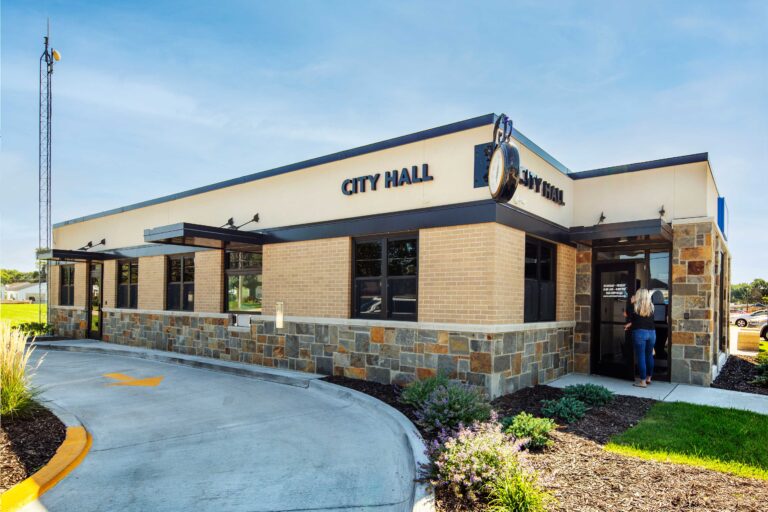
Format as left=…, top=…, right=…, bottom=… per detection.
left=541, top=397, right=587, bottom=423
left=399, top=373, right=451, bottom=407
left=488, top=468, right=553, bottom=512
left=1, top=323, right=41, bottom=417
left=563, top=383, right=614, bottom=406
left=751, top=354, right=768, bottom=387
left=415, top=382, right=492, bottom=432
left=15, top=321, right=53, bottom=336
left=501, top=412, right=556, bottom=450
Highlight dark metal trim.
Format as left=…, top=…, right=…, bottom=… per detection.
left=571, top=153, right=708, bottom=180
left=37, top=249, right=118, bottom=262
left=569, top=219, right=672, bottom=243
left=496, top=203, right=572, bottom=244
left=144, top=222, right=267, bottom=249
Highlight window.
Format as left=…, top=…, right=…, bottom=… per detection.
left=524, top=237, right=556, bottom=322
left=167, top=255, right=194, bottom=311
left=226, top=250, right=262, bottom=313
left=353, top=235, right=417, bottom=321
left=117, top=259, right=139, bottom=309
left=60, top=265, right=74, bottom=306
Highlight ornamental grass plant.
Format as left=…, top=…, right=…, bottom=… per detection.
left=1, top=323, right=41, bottom=417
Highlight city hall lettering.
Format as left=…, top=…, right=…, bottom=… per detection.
left=521, top=168, right=565, bottom=205
left=341, top=164, right=432, bottom=195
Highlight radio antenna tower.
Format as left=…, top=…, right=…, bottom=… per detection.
left=38, top=19, right=61, bottom=323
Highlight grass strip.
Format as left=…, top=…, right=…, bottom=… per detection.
left=606, top=401, right=768, bottom=480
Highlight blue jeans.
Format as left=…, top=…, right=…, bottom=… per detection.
left=632, top=329, right=656, bottom=380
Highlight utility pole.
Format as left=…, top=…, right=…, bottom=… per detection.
left=38, top=19, right=61, bottom=324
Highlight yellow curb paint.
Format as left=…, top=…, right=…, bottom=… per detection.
left=0, top=426, right=92, bottom=512
left=103, top=372, right=164, bottom=387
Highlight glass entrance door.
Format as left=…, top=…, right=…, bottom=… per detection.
left=593, top=263, right=636, bottom=379
left=88, top=262, right=103, bottom=339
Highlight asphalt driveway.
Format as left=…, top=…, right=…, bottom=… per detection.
left=24, top=349, right=415, bottom=512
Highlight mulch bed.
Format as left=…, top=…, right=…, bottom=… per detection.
left=324, top=377, right=768, bottom=511
left=712, top=355, right=768, bottom=396
left=0, top=405, right=67, bottom=493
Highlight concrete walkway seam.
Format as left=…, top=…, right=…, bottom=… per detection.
left=0, top=404, right=92, bottom=512
left=32, top=341, right=315, bottom=388
left=311, top=380, right=435, bottom=512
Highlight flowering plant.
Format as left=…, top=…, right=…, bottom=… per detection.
left=424, top=415, right=528, bottom=503
left=414, top=381, right=492, bottom=433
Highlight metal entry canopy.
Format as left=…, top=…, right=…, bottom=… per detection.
left=143, top=222, right=266, bottom=250
left=36, top=249, right=117, bottom=262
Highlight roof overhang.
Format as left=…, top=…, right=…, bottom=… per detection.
left=569, top=219, right=672, bottom=245
left=36, top=249, right=117, bottom=262
left=143, top=222, right=266, bottom=250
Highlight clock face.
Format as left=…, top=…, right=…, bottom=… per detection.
left=488, top=147, right=505, bottom=196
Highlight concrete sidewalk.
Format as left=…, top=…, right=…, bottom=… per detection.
left=23, top=343, right=432, bottom=512
left=549, top=373, right=768, bottom=415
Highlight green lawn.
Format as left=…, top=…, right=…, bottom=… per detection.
left=0, top=303, right=48, bottom=325
left=606, top=401, right=768, bottom=479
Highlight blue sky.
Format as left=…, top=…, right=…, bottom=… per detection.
left=1, top=0, right=766, bottom=282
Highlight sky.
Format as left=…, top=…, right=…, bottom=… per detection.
left=1, top=0, right=766, bottom=283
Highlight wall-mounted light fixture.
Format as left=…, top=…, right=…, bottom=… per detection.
left=275, top=301, right=284, bottom=329
left=597, top=212, right=606, bottom=225
left=659, top=205, right=666, bottom=218
left=235, top=214, right=260, bottom=230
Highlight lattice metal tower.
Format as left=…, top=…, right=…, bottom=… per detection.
left=38, top=21, right=59, bottom=322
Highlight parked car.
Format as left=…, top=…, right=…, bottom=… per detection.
left=733, top=309, right=768, bottom=327
left=761, top=322, right=768, bottom=341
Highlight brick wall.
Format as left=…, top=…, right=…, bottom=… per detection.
left=73, top=262, right=88, bottom=307
left=556, top=244, right=576, bottom=322
left=194, top=250, right=224, bottom=313
left=138, top=255, right=166, bottom=310
left=49, top=265, right=60, bottom=305
left=262, top=237, right=351, bottom=317
left=103, top=260, right=117, bottom=309
left=573, top=244, right=592, bottom=373
left=418, top=223, right=525, bottom=324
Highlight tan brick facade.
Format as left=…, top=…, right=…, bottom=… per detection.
left=194, top=250, right=225, bottom=313
left=73, top=262, right=88, bottom=307
left=556, top=243, right=576, bottom=322
left=49, top=265, right=60, bottom=305
left=262, top=237, right=351, bottom=317
left=103, top=260, right=117, bottom=309
left=138, top=255, right=166, bottom=310
left=418, top=223, right=524, bottom=324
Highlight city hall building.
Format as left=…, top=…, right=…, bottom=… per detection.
left=42, top=113, right=731, bottom=396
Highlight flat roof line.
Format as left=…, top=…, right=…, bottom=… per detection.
left=570, top=152, right=709, bottom=180
left=54, top=114, right=495, bottom=228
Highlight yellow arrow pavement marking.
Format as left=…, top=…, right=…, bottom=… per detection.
left=103, top=372, right=164, bottom=387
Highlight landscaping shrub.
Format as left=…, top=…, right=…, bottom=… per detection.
left=1, top=323, right=40, bottom=417
left=540, top=397, right=587, bottom=423
left=563, top=383, right=614, bottom=406
left=415, top=382, right=492, bottom=432
left=425, top=418, right=526, bottom=503
left=399, top=373, right=451, bottom=407
left=488, top=468, right=553, bottom=512
left=15, top=322, right=53, bottom=336
left=501, top=412, right=555, bottom=450
left=751, top=353, right=768, bottom=387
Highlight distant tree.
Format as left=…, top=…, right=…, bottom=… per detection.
left=731, top=282, right=751, bottom=303
left=0, top=269, right=40, bottom=284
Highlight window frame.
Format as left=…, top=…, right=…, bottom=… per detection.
left=225, top=250, right=263, bottom=314
left=352, top=233, right=419, bottom=321
left=116, top=259, right=139, bottom=309
left=166, top=254, right=195, bottom=312
left=524, top=236, right=557, bottom=323
left=59, top=265, right=75, bottom=306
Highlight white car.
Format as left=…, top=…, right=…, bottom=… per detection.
left=733, top=309, right=768, bottom=328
